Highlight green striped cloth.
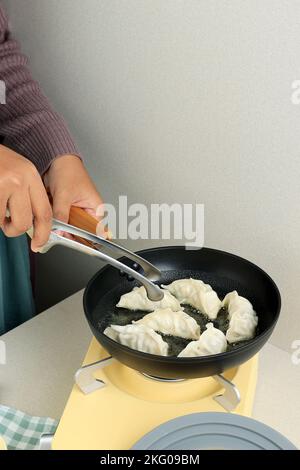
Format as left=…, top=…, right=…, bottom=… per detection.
left=0, top=405, right=58, bottom=450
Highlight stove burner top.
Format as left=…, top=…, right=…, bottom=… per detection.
left=141, top=373, right=185, bottom=383
left=51, top=340, right=259, bottom=450
left=75, top=353, right=241, bottom=411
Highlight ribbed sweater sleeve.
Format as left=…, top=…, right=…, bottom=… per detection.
left=0, top=6, right=81, bottom=174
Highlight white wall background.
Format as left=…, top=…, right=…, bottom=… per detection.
left=3, top=0, right=300, bottom=352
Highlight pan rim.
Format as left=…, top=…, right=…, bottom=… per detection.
left=83, top=245, right=281, bottom=363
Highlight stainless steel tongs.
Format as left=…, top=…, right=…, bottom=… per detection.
left=28, top=207, right=163, bottom=301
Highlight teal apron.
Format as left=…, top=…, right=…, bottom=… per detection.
left=0, top=231, right=35, bottom=335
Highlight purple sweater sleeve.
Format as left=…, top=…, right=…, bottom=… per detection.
left=0, top=7, right=81, bottom=174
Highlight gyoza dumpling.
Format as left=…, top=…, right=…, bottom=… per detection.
left=135, top=308, right=200, bottom=340
left=178, top=323, right=227, bottom=357
left=104, top=324, right=168, bottom=356
left=222, top=291, right=254, bottom=319
left=162, top=279, right=221, bottom=320
left=222, top=290, right=258, bottom=343
left=226, top=311, right=258, bottom=344
left=116, top=286, right=181, bottom=312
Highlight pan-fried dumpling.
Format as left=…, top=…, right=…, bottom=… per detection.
left=222, top=290, right=258, bottom=343
left=178, top=323, right=227, bottom=357
left=116, top=286, right=181, bottom=312
left=162, top=279, right=221, bottom=320
left=134, top=308, right=200, bottom=340
left=222, top=290, right=254, bottom=319
left=104, top=324, right=168, bottom=356
left=226, top=311, right=258, bottom=344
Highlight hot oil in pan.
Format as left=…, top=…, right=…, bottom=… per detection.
left=95, top=269, right=259, bottom=356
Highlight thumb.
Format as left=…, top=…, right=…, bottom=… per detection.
left=52, top=192, right=72, bottom=223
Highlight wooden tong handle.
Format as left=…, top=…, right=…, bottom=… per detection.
left=47, top=190, right=100, bottom=237
left=69, top=206, right=98, bottom=235
left=68, top=206, right=112, bottom=248
left=68, top=206, right=100, bottom=247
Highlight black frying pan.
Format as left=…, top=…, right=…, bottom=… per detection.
left=83, top=246, right=281, bottom=379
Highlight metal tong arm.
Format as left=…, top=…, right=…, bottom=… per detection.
left=42, top=220, right=163, bottom=302
left=52, top=219, right=161, bottom=281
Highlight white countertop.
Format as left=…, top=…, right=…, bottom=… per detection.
left=1, top=290, right=299, bottom=449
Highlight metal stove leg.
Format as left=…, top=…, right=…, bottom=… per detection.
left=39, top=433, right=54, bottom=450
left=213, top=374, right=241, bottom=412
left=74, top=356, right=114, bottom=394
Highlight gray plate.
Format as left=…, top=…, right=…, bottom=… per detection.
left=132, top=412, right=297, bottom=450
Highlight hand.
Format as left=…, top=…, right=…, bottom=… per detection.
left=0, top=145, right=52, bottom=252
left=44, top=155, right=105, bottom=232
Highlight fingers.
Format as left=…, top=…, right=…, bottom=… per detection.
left=51, top=191, right=74, bottom=239
left=3, top=174, right=52, bottom=252
left=0, top=148, right=53, bottom=248
left=86, top=194, right=104, bottom=220
left=29, top=178, right=53, bottom=252
left=2, top=191, right=33, bottom=237
left=52, top=191, right=72, bottom=223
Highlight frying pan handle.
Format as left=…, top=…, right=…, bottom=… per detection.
left=67, top=206, right=161, bottom=282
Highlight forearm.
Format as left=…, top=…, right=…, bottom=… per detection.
left=0, top=7, right=81, bottom=174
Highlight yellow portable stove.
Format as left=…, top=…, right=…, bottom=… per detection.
left=52, top=338, right=258, bottom=450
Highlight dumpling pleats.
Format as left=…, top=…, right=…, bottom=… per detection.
left=162, top=279, right=221, bottom=320
left=222, top=291, right=258, bottom=343
left=135, top=308, right=200, bottom=340
left=116, top=286, right=181, bottom=312
left=178, top=323, right=227, bottom=357
left=104, top=323, right=169, bottom=356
